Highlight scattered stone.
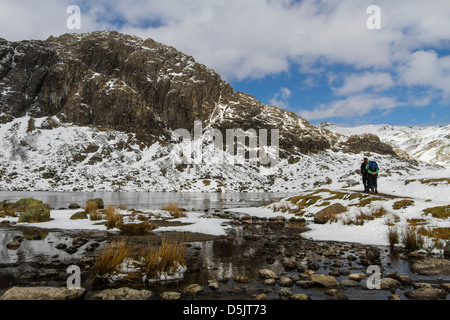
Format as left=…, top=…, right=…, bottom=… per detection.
left=341, top=280, right=359, bottom=287
left=161, top=291, right=181, bottom=300
left=264, top=279, right=276, bottom=286
left=258, top=269, right=279, bottom=279
left=388, top=295, right=401, bottom=300
left=68, top=203, right=81, bottom=209
left=235, top=275, right=251, bottom=283
left=349, top=273, right=366, bottom=282
left=295, top=280, right=314, bottom=289
left=279, top=277, right=293, bottom=287
left=379, top=278, right=401, bottom=291
left=254, top=293, right=267, bottom=300
left=311, top=274, right=339, bottom=288
left=64, top=246, right=78, bottom=255
left=440, top=283, right=450, bottom=293
left=86, top=198, right=104, bottom=209
left=91, top=288, right=152, bottom=300
left=413, top=283, right=432, bottom=289
left=0, top=287, right=85, bottom=300
left=405, top=288, right=448, bottom=300
left=281, top=258, right=297, bottom=271
left=207, top=281, right=219, bottom=290
left=290, top=294, right=310, bottom=300
left=278, top=287, right=293, bottom=298
left=6, top=240, right=21, bottom=250
left=70, top=211, right=88, bottom=220
left=410, top=258, right=450, bottom=275
left=38, top=269, right=59, bottom=277
left=183, top=284, right=203, bottom=295
left=55, top=243, right=67, bottom=250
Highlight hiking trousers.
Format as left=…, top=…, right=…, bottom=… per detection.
left=368, top=174, right=378, bottom=191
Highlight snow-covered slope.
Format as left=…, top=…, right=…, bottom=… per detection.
left=318, top=122, right=450, bottom=168
left=1, top=116, right=442, bottom=193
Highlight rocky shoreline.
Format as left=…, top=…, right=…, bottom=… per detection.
left=1, top=214, right=449, bottom=301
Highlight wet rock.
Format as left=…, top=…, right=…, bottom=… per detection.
left=235, top=275, right=252, bottom=283
left=413, top=283, right=432, bottom=289
left=72, top=237, right=89, bottom=247
left=388, top=295, right=401, bottom=300
left=341, top=280, right=360, bottom=287
left=91, top=288, right=152, bottom=300
left=295, top=280, right=314, bottom=289
left=307, top=261, right=320, bottom=270
left=279, top=277, right=293, bottom=287
left=254, top=293, right=267, bottom=300
left=161, top=291, right=181, bottom=300
left=55, top=243, right=67, bottom=250
left=405, top=288, right=448, bottom=300
left=380, top=278, right=401, bottom=291
left=264, top=279, right=276, bottom=286
left=258, top=269, right=278, bottom=279
left=6, top=240, right=21, bottom=250
left=410, top=258, right=450, bottom=275
left=310, top=274, right=339, bottom=288
left=278, top=287, right=293, bottom=299
left=183, top=284, right=203, bottom=295
left=0, top=287, right=85, bottom=300
left=38, top=269, right=59, bottom=277
left=207, top=280, right=219, bottom=290
left=64, top=246, right=78, bottom=254
left=290, top=294, right=310, bottom=300
left=348, top=273, right=366, bottom=282
left=281, top=258, right=297, bottom=271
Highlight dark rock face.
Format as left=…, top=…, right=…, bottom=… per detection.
left=0, top=31, right=395, bottom=157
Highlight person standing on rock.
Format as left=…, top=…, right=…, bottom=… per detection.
left=361, top=157, right=370, bottom=192
left=366, top=160, right=379, bottom=193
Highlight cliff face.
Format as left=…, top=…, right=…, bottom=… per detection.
left=0, top=31, right=396, bottom=157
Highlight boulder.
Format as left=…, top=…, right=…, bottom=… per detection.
left=410, top=258, right=450, bottom=275
left=314, top=203, right=347, bottom=224
left=68, top=203, right=81, bottom=209
left=405, top=288, right=448, bottom=300
left=183, top=284, right=203, bottom=295
left=310, top=274, right=339, bottom=287
left=91, top=288, right=152, bottom=300
left=380, top=278, right=401, bottom=291
left=258, top=269, right=279, bottom=279
left=6, top=240, right=21, bottom=250
left=160, top=291, right=181, bottom=300
left=16, top=198, right=51, bottom=223
left=70, top=211, right=88, bottom=220
left=0, top=287, right=85, bottom=300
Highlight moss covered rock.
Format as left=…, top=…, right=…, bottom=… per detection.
left=16, top=198, right=51, bottom=223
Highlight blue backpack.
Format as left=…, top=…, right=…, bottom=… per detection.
left=369, top=161, right=379, bottom=172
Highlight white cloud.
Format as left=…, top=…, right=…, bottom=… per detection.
left=270, top=87, right=291, bottom=110
left=334, top=72, right=394, bottom=96
left=299, top=94, right=402, bottom=121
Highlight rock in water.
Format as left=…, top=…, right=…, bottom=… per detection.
left=0, top=287, right=86, bottom=300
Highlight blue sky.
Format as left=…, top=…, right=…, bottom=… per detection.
left=1, top=0, right=449, bottom=127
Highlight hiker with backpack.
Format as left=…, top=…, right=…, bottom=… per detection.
left=361, top=157, right=370, bottom=192
left=366, top=160, right=379, bottom=193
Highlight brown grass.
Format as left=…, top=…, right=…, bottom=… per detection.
left=162, top=203, right=186, bottom=218
left=85, top=200, right=98, bottom=214
left=91, top=240, right=132, bottom=281
left=401, top=227, right=425, bottom=252
left=104, top=204, right=122, bottom=229
left=387, top=227, right=400, bottom=247
left=141, top=236, right=187, bottom=282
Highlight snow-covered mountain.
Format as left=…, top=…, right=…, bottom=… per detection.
left=317, top=122, right=450, bottom=169
left=0, top=31, right=446, bottom=193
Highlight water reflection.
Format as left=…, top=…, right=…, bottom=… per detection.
left=0, top=191, right=292, bottom=211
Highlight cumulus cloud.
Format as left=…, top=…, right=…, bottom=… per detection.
left=270, top=87, right=292, bottom=110
left=334, top=72, right=395, bottom=96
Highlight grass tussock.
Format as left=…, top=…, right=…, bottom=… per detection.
left=85, top=200, right=98, bottom=214
left=401, top=227, right=425, bottom=252
left=105, top=204, right=122, bottom=229
left=92, top=240, right=132, bottom=281
left=141, top=237, right=187, bottom=281
left=387, top=226, right=400, bottom=247
left=162, top=203, right=186, bottom=218
left=393, top=200, right=415, bottom=210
